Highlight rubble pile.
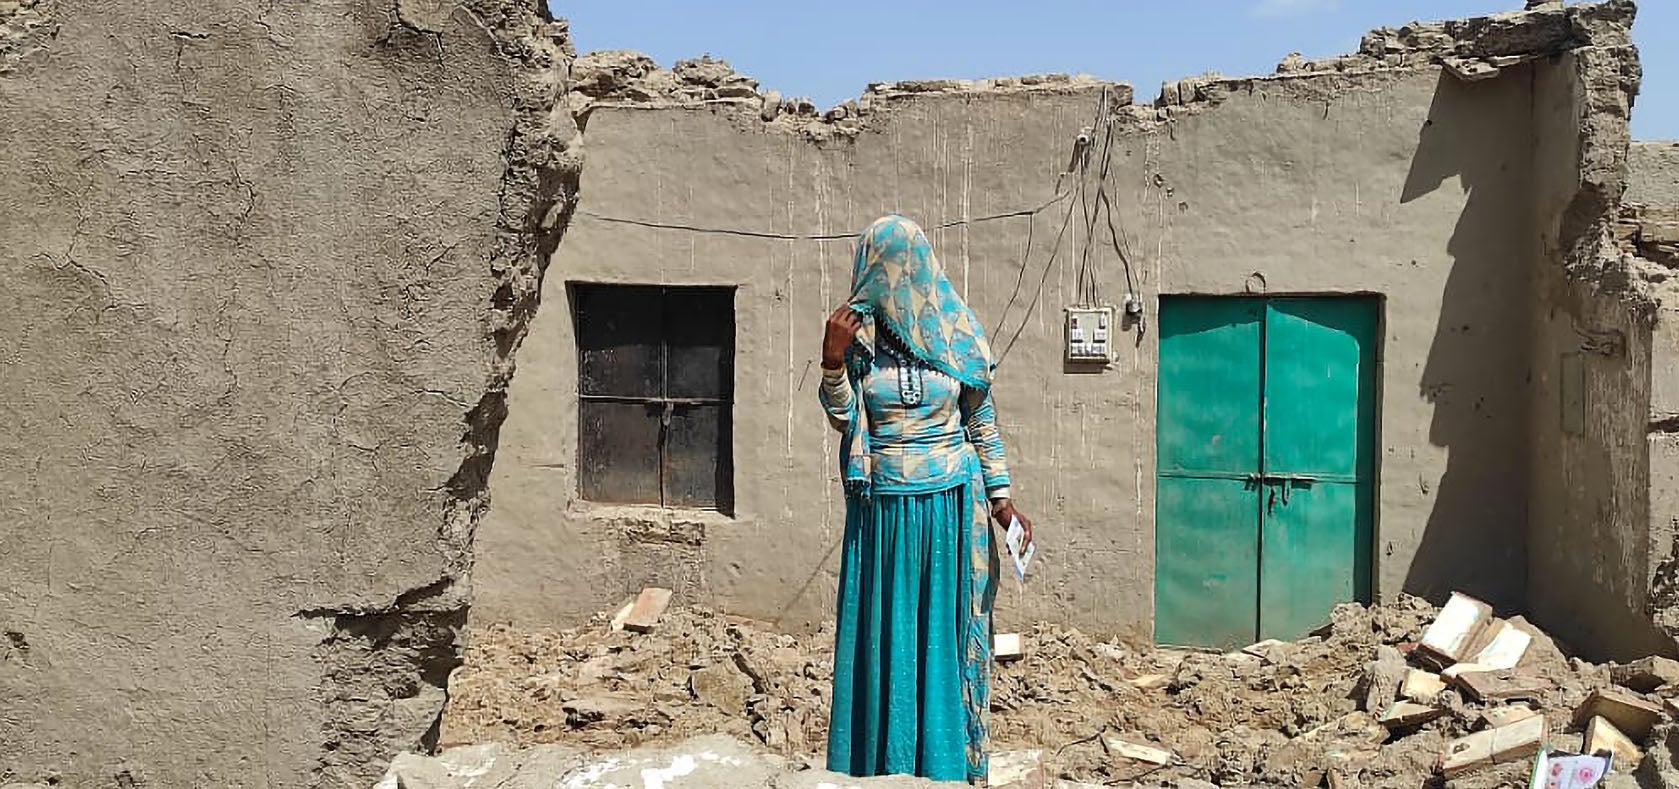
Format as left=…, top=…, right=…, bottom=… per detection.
left=1617, top=203, right=1679, bottom=271
left=1270, top=0, right=1632, bottom=80
left=442, top=591, right=1679, bottom=788
left=565, top=49, right=1114, bottom=141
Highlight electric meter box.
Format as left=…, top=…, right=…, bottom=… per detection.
left=1064, top=306, right=1115, bottom=364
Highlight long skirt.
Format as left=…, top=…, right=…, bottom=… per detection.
left=826, top=485, right=992, bottom=783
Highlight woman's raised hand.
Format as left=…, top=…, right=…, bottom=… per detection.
left=822, top=305, right=863, bottom=369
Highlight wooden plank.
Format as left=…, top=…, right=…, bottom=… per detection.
left=1572, top=687, right=1663, bottom=740
left=1440, top=714, right=1546, bottom=777
left=623, top=587, right=673, bottom=633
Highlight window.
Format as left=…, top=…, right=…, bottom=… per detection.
left=573, top=283, right=735, bottom=511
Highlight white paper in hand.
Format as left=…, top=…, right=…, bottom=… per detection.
left=1005, top=515, right=1035, bottom=581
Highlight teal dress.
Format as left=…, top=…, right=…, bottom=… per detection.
left=820, top=340, right=1011, bottom=783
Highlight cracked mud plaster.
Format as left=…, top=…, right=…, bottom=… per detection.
left=0, top=0, right=55, bottom=74
left=0, top=0, right=577, bottom=786
left=300, top=1, right=582, bottom=786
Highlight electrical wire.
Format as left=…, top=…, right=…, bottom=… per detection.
left=575, top=85, right=1148, bottom=366
left=575, top=189, right=1072, bottom=241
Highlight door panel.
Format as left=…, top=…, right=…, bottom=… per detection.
left=1156, top=297, right=1263, bottom=475
left=1155, top=295, right=1378, bottom=648
left=1257, top=481, right=1371, bottom=639
left=1263, top=299, right=1378, bottom=479
left=1155, top=297, right=1263, bottom=648
left=1259, top=298, right=1377, bottom=639
left=1155, top=477, right=1261, bottom=650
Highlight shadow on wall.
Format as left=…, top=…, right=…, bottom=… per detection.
left=1400, top=72, right=1533, bottom=607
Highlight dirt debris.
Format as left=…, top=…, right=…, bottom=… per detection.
left=442, top=594, right=1679, bottom=787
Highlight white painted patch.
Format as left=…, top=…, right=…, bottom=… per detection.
left=696, top=750, right=745, bottom=767
left=639, top=754, right=698, bottom=789
left=561, top=756, right=622, bottom=789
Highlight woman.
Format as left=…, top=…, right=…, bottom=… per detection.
left=819, top=215, right=1032, bottom=785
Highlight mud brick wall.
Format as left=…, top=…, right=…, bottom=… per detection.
left=0, top=0, right=578, bottom=785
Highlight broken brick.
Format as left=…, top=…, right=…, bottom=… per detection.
left=1478, top=705, right=1540, bottom=730
left=1573, top=687, right=1663, bottom=741
left=1418, top=592, right=1495, bottom=666
left=990, top=749, right=1046, bottom=789
left=1584, top=715, right=1641, bottom=767
left=1103, top=736, right=1173, bottom=767
left=1440, top=714, right=1546, bottom=777
left=1379, top=701, right=1444, bottom=728
left=994, top=633, right=1025, bottom=663
left=1402, top=669, right=1447, bottom=704
left=623, top=587, right=673, bottom=633
left=1453, top=670, right=1548, bottom=703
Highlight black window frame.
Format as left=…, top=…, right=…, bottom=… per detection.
left=571, top=282, right=736, bottom=513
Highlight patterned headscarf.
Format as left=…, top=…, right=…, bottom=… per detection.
left=838, top=215, right=995, bottom=496
left=848, top=215, right=995, bottom=390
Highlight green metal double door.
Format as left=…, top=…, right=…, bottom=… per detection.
left=1155, top=296, right=1378, bottom=649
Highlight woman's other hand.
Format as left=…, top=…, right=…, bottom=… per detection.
left=822, top=305, right=863, bottom=369
left=991, top=499, right=1032, bottom=550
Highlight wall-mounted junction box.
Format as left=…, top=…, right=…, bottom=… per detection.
left=1064, top=306, right=1114, bottom=364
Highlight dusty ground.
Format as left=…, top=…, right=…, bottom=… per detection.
left=438, top=598, right=1679, bottom=788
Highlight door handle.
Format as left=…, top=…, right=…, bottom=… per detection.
left=1257, top=473, right=1317, bottom=507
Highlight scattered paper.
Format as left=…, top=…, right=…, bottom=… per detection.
left=1528, top=749, right=1611, bottom=789
left=1006, top=516, right=1035, bottom=581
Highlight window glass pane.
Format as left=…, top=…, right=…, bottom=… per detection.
left=576, top=285, right=663, bottom=397
left=665, top=288, right=734, bottom=399
left=664, top=403, right=732, bottom=511
left=579, top=400, right=662, bottom=504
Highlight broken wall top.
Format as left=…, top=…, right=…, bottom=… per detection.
left=563, top=0, right=1636, bottom=138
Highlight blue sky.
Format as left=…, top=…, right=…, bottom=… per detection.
left=554, top=1, right=1677, bottom=140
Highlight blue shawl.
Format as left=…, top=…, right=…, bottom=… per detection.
left=840, top=215, right=995, bottom=496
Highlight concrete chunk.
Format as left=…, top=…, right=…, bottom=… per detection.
left=1440, top=714, right=1546, bottom=777
left=623, top=587, right=673, bottom=633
